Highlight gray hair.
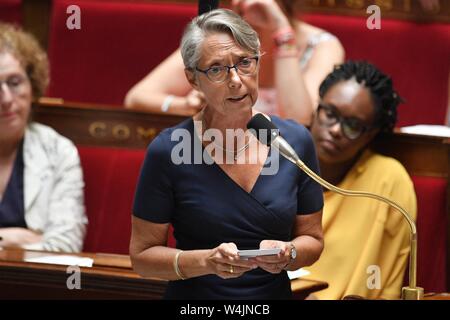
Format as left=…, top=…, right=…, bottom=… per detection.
left=180, top=9, right=260, bottom=70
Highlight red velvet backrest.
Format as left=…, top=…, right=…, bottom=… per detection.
left=47, top=0, right=197, bottom=106
left=0, top=0, right=22, bottom=25
left=410, top=176, right=448, bottom=293
left=77, top=146, right=146, bottom=254
left=78, top=145, right=176, bottom=254
left=47, top=1, right=450, bottom=125
left=302, top=13, right=450, bottom=127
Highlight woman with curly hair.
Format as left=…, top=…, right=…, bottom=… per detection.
left=304, top=61, right=417, bottom=299
left=0, top=23, right=87, bottom=252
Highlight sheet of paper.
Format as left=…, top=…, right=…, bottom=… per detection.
left=287, top=268, right=310, bottom=280
left=25, top=255, right=94, bottom=267
left=400, top=125, right=450, bottom=138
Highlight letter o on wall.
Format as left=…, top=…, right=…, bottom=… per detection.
left=112, top=124, right=131, bottom=140
left=89, top=122, right=107, bottom=138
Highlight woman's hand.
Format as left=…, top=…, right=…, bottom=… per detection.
left=185, top=89, right=206, bottom=112
left=231, top=0, right=291, bottom=31
left=0, top=227, right=43, bottom=248
left=206, top=242, right=257, bottom=279
left=255, top=240, right=291, bottom=274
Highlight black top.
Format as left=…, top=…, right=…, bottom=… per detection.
left=0, top=140, right=26, bottom=228
left=133, top=116, right=324, bottom=299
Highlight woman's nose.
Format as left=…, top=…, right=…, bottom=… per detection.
left=228, top=68, right=242, bottom=88
left=328, top=121, right=343, bottom=139
left=0, top=83, right=14, bottom=106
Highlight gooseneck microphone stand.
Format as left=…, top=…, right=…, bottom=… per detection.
left=248, top=113, right=424, bottom=300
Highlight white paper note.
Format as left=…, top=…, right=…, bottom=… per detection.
left=287, top=268, right=310, bottom=280
left=400, top=125, right=450, bottom=138
left=25, top=255, right=94, bottom=267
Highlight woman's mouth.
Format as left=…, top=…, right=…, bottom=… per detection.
left=227, top=94, right=247, bottom=103
left=0, top=111, right=15, bottom=118
left=320, top=139, right=340, bottom=153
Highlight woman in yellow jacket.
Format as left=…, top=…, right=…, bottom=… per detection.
left=304, top=61, right=417, bottom=300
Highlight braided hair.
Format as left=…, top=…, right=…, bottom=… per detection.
left=319, top=61, right=403, bottom=135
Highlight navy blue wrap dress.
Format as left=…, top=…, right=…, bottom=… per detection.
left=133, top=115, right=323, bottom=299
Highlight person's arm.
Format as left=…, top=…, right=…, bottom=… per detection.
left=232, top=0, right=344, bottom=125
left=129, top=216, right=257, bottom=280
left=272, top=24, right=314, bottom=125
left=300, top=39, right=345, bottom=112
left=275, top=33, right=344, bottom=125
left=286, top=210, right=324, bottom=270
left=0, top=227, right=42, bottom=248
left=23, top=138, right=87, bottom=252
left=124, top=49, right=204, bottom=115
left=254, top=210, right=324, bottom=273
left=232, top=0, right=313, bottom=123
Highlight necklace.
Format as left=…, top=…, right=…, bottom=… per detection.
left=200, top=112, right=252, bottom=161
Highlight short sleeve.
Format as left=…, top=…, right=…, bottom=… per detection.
left=132, top=132, right=174, bottom=223
left=296, top=127, right=324, bottom=215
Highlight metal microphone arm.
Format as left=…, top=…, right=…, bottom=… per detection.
left=272, top=137, right=424, bottom=300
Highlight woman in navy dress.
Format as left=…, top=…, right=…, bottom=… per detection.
left=130, top=9, right=324, bottom=299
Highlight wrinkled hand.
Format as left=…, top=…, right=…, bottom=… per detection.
left=254, top=240, right=291, bottom=274
left=419, top=0, right=440, bottom=12
left=185, top=89, right=206, bottom=112
left=0, top=227, right=42, bottom=248
left=206, top=242, right=257, bottom=279
left=231, top=0, right=290, bottom=31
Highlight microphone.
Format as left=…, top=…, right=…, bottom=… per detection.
left=247, top=113, right=424, bottom=300
left=198, top=0, right=220, bottom=16
left=247, top=113, right=300, bottom=165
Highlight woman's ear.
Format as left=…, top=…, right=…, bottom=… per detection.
left=185, top=69, right=199, bottom=90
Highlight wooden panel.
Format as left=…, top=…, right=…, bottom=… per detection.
left=0, top=248, right=167, bottom=299
left=32, top=100, right=186, bottom=149
left=373, top=131, right=450, bottom=178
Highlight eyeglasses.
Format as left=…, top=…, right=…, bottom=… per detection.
left=0, top=75, right=29, bottom=96
left=195, top=56, right=259, bottom=83
left=316, top=103, right=375, bottom=140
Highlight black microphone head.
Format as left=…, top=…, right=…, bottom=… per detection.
left=198, top=0, right=219, bottom=15
left=247, top=113, right=279, bottom=146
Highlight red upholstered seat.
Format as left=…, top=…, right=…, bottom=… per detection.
left=47, top=0, right=197, bottom=106
left=410, top=176, right=448, bottom=293
left=78, top=146, right=145, bottom=254
left=78, top=145, right=176, bottom=254
left=302, top=14, right=450, bottom=127
left=0, top=0, right=22, bottom=24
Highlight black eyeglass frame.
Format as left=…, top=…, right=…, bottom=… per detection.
left=195, top=56, right=260, bottom=83
left=316, top=103, right=378, bottom=140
